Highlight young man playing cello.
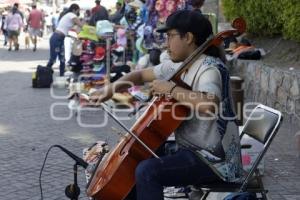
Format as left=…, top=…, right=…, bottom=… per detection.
left=90, top=10, right=243, bottom=200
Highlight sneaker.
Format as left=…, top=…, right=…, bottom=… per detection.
left=33, top=45, right=36, bottom=52
left=8, top=47, right=11, bottom=51
left=164, top=187, right=189, bottom=199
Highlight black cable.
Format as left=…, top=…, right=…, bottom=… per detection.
left=39, top=145, right=57, bottom=200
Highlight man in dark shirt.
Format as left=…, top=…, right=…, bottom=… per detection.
left=89, top=0, right=109, bottom=26
left=109, top=2, right=124, bottom=24
left=91, top=0, right=101, bottom=15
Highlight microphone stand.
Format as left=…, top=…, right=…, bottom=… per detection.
left=46, top=145, right=88, bottom=199
left=65, top=162, right=81, bottom=200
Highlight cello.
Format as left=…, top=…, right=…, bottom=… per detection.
left=86, top=17, right=246, bottom=200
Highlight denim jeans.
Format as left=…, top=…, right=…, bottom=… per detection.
left=134, top=148, right=219, bottom=200
left=47, top=32, right=65, bottom=76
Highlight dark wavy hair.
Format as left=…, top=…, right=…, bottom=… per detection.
left=59, top=4, right=80, bottom=20
left=68, top=4, right=80, bottom=13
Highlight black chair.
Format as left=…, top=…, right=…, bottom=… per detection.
left=199, top=104, right=283, bottom=200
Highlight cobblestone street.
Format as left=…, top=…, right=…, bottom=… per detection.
left=0, top=36, right=299, bottom=200
left=0, top=37, right=121, bottom=200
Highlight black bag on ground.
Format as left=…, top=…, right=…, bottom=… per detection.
left=32, top=65, right=53, bottom=88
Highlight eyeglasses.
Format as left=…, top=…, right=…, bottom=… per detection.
left=166, top=32, right=181, bottom=40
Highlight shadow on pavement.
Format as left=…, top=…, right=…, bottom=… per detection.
left=0, top=46, right=49, bottom=62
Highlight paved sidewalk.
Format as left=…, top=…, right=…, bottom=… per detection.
left=0, top=36, right=299, bottom=200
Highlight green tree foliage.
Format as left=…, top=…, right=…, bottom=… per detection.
left=222, top=0, right=300, bottom=42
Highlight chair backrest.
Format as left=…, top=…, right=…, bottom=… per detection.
left=239, top=104, right=283, bottom=191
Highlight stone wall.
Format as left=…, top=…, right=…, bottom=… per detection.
left=229, top=59, right=300, bottom=123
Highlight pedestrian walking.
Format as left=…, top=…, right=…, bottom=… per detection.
left=1, top=11, right=8, bottom=46
left=27, top=3, right=44, bottom=51
left=46, top=4, right=83, bottom=77
left=5, top=6, right=23, bottom=51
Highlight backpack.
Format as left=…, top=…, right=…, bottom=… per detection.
left=223, top=192, right=257, bottom=200
left=32, top=65, right=53, bottom=88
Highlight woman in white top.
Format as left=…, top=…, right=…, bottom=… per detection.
left=46, top=4, right=83, bottom=76
left=5, top=6, right=23, bottom=51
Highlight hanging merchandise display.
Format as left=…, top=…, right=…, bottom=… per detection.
left=93, top=47, right=107, bottom=75
left=96, top=20, right=114, bottom=38
left=72, top=39, right=83, bottom=56
left=82, top=40, right=96, bottom=54
left=93, top=47, right=106, bottom=61
left=143, top=0, right=189, bottom=49
left=116, top=28, right=127, bottom=47
left=79, top=40, right=108, bottom=92
left=125, top=8, right=138, bottom=27
left=67, top=24, right=112, bottom=109
left=135, top=37, right=147, bottom=54
left=78, top=25, right=99, bottom=42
